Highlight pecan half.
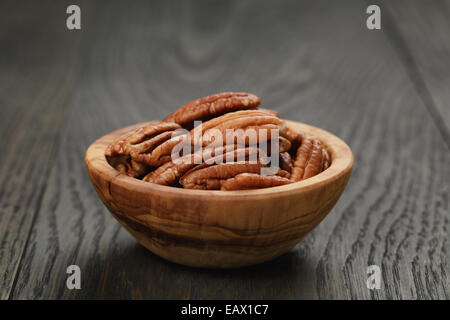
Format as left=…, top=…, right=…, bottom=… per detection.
left=178, top=145, right=265, bottom=190
left=105, top=122, right=186, bottom=177
left=220, top=173, right=291, bottom=190
left=278, top=136, right=292, bottom=153
left=279, top=152, right=293, bottom=173
left=142, top=145, right=239, bottom=186
left=153, top=109, right=283, bottom=162
left=179, top=145, right=289, bottom=190
left=258, top=136, right=291, bottom=156
left=107, top=155, right=151, bottom=178
left=191, top=109, right=282, bottom=146
left=180, top=162, right=265, bottom=190
left=290, top=135, right=330, bottom=182
left=258, top=108, right=280, bottom=118
left=143, top=156, right=194, bottom=186
left=280, top=123, right=303, bottom=154
left=163, top=92, right=261, bottom=129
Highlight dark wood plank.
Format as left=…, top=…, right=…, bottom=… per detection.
left=383, top=0, right=450, bottom=146
left=0, top=1, right=84, bottom=299
left=10, top=0, right=450, bottom=299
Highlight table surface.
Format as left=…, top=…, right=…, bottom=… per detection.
left=1, top=0, right=449, bottom=300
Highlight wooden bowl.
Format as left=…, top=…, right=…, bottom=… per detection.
left=85, top=120, right=353, bottom=268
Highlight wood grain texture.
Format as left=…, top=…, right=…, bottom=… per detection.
left=383, top=0, right=450, bottom=146
left=2, top=0, right=449, bottom=299
left=0, top=1, right=83, bottom=299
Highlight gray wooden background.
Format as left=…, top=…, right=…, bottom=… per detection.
left=1, top=0, right=449, bottom=299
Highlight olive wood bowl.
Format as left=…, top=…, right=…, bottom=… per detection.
left=85, top=120, right=353, bottom=268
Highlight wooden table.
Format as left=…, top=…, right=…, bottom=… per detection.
left=1, top=0, right=449, bottom=299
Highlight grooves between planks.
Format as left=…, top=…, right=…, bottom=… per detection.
left=380, top=0, right=450, bottom=150
left=0, top=1, right=85, bottom=299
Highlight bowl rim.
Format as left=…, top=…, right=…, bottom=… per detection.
left=85, top=120, right=354, bottom=200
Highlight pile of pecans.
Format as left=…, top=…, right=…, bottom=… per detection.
left=105, top=92, right=330, bottom=190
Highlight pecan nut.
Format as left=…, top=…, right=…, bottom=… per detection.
left=178, top=146, right=264, bottom=190
left=105, top=121, right=185, bottom=177
left=180, top=162, right=265, bottom=190
left=280, top=123, right=303, bottom=152
left=142, top=155, right=195, bottom=186
left=179, top=146, right=289, bottom=190
left=142, top=145, right=238, bottom=186
left=191, top=109, right=282, bottom=147
left=220, top=173, right=291, bottom=190
left=163, top=92, right=261, bottom=129
left=107, top=155, right=151, bottom=178
left=153, top=109, right=282, bottom=166
left=290, top=135, right=330, bottom=182
left=279, top=152, right=293, bottom=173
